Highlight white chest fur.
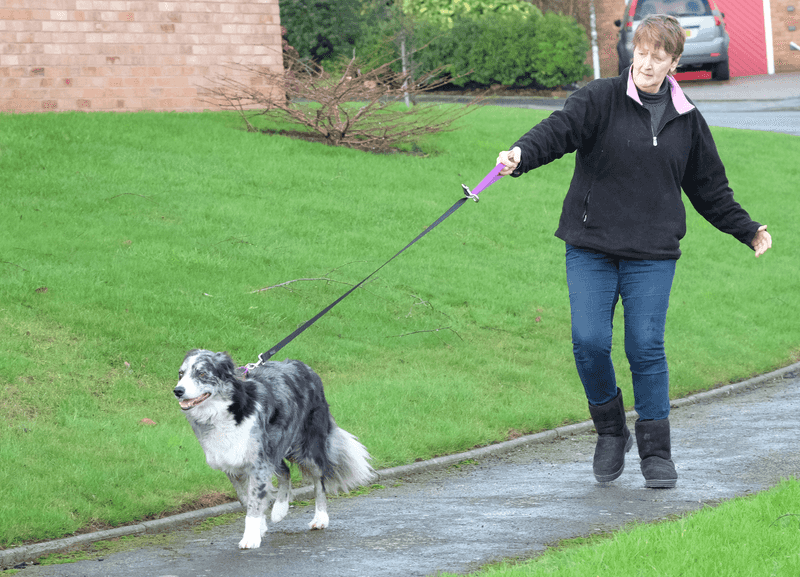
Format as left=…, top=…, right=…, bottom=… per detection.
left=191, top=414, right=259, bottom=474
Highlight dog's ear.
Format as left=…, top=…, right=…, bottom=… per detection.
left=210, top=351, right=238, bottom=381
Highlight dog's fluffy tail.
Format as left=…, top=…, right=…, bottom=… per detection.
left=324, top=426, right=375, bottom=494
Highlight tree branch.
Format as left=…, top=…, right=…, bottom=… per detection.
left=251, top=261, right=369, bottom=293
left=388, top=327, right=463, bottom=341
left=1, top=261, right=28, bottom=272
left=250, top=277, right=356, bottom=293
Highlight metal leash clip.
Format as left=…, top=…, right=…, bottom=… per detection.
left=240, top=363, right=258, bottom=376
left=462, top=163, right=506, bottom=203
left=241, top=353, right=269, bottom=375
left=245, top=349, right=278, bottom=374
left=462, top=183, right=480, bottom=202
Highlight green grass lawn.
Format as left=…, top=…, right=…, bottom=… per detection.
left=0, top=107, right=797, bottom=547
left=441, top=477, right=800, bottom=577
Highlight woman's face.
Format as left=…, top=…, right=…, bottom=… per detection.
left=632, top=43, right=678, bottom=94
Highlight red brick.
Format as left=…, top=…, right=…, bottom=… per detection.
left=2, top=0, right=285, bottom=112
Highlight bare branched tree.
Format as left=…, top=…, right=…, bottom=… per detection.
left=203, top=50, right=482, bottom=153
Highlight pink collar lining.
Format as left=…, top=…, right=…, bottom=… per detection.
left=626, top=66, right=695, bottom=114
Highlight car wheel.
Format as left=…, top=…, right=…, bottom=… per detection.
left=712, top=59, right=730, bottom=81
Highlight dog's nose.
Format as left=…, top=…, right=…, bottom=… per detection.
left=173, top=386, right=185, bottom=399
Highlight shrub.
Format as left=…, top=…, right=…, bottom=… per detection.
left=411, top=12, right=591, bottom=89
left=529, top=12, right=593, bottom=87
left=204, top=52, right=480, bottom=152
left=279, top=0, right=363, bottom=62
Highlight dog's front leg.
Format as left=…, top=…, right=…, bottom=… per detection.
left=226, top=472, right=249, bottom=508
left=227, top=472, right=265, bottom=548
left=238, top=469, right=272, bottom=549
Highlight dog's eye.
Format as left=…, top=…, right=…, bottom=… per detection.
left=178, top=370, right=184, bottom=379
left=199, top=372, right=207, bottom=378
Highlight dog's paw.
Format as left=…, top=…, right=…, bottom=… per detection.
left=238, top=535, right=261, bottom=549
left=308, top=511, right=329, bottom=530
left=239, top=516, right=263, bottom=549
left=271, top=500, right=289, bottom=523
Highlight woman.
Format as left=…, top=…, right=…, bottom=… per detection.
left=496, top=14, right=772, bottom=488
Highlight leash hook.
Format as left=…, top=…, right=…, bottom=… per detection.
left=462, top=163, right=506, bottom=203
left=462, top=183, right=480, bottom=202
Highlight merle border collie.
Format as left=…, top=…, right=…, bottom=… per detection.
left=174, top=349, right=374, bottom=549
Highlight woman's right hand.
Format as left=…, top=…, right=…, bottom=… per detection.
left=497, top=146, right=522, bottom=176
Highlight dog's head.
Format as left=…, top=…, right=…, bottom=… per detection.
left=174, top=349, right=239, bottom=418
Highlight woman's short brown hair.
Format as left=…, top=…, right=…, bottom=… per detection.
left=633, top=14, right=685, bottom=61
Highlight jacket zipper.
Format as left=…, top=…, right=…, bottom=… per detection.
left=652, top=117, right=658, bottom=146
left=582, top=189, right=591, bottom=225
left=644, top=107, right=658, bottom=146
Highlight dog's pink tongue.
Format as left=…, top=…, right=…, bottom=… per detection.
left=179, top=393, right=210, bottom=410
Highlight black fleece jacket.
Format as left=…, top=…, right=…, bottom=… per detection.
left=511, top=68, right=760, bottom=260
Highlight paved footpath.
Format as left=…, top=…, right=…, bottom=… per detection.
left=420, top=71, right=800, bottom=136
left=6, top=363, right=799, bottom=576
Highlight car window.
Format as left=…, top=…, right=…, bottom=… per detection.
left=633, top=0, right=712, bottom=18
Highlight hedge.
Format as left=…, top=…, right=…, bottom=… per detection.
left=411, top=12, right=591, bottom=89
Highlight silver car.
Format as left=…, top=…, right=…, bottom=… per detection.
left=615, top=0, right=730, bottom=80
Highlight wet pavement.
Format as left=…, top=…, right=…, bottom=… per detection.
left=10, top=366, right=800, bottom=577
left=675, top=71, right=800, bottom=101
left=420, top=71, right=800, bottom=136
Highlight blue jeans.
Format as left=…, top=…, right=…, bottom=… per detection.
left=565, top=244, right=676, bottom=421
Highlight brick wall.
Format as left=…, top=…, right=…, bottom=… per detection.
left=0, top=0, right=282, bottom=113
left=772, top=0, right=800, bottom=73
left=594, top=0, right=626, bottom=78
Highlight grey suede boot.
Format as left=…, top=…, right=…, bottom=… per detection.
left=588, top=389, right=633, bottom=482
left=635, top=418, right=678, bottom=488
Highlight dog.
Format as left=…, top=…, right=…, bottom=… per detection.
left=174, top=349, right=374, bottom=549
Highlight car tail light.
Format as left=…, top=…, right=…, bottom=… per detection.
left=709, top=0, right=724, bottom=26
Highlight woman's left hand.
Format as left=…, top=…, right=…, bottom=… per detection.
left=751, top=225, right=772, bottom=257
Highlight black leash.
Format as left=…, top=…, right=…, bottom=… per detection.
left=245, top=165, right=505, bottom=370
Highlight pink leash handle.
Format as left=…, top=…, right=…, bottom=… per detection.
left=461, top=163, right=506, bottom=202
